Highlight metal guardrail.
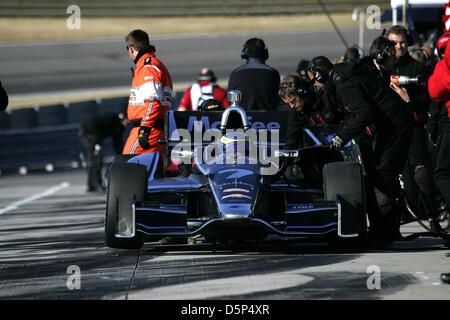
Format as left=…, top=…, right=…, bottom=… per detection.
left=0, top=0, right=390, bottom=17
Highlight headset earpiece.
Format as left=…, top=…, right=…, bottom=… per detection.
left=312, top=66, right=329, bottom=84
left=375, top=50, right=385, bottom=64
left=279, top=80, right=312, bottom=99
left=375, top=42, right=395, bottom=65
left=296, top=86, right=312, bottom=98
left=241, top=45, right=249, bottom=60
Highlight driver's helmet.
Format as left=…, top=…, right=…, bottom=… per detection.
left=198, top=98, right=223, bottom=112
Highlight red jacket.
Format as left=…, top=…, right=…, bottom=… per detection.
left=178, top=81, right=229, bottom=111
left=429, top=43, right=450, bottom=118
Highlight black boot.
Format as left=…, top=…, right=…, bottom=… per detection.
left=430, top=218, right=444, bottom=233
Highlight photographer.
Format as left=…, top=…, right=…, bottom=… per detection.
left=387, top=26, right=440, bottom=230
left=310, top=48, right=413, bottom=246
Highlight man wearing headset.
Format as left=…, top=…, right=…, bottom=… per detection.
left=310, top=39, right=413, bottom=246
left=279, top=74, right=320, bottom=149
left=228, top=38, right=280, bottom=111
left=278, top=73, right=340, bottom=149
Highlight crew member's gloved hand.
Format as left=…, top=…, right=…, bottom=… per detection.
left=330, top=135, right=344, bottom=150
left=138, top=126, right=151, bottom=149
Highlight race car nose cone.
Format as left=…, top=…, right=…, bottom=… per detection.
left=221, top=204, right=253, bottom=219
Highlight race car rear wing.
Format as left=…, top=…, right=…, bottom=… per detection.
left=163, top=110, right=289, bottom=167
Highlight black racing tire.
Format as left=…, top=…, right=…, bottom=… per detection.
left=103, top=155, right=138, bottom=197
left=112, top=154, right=137, bottom=164
left=105, top=162, right=146, bottom=249
left=323, top=161, right=368, bottom=249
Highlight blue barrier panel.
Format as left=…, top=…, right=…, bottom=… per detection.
left=37, top=104, right=67, bottom=126
left=66, top=100, right=98, bottom=124
left=9, top=108, right=38, bottom=129
left=0, top=112, right=10, bottom=130
left=0, top=124, right=82, bottom=173
left=97, top=97, right=128, bottom=115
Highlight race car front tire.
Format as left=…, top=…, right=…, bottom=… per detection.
left=105, top=162, right=146, bottom=249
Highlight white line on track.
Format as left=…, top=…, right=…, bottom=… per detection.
left=0, top=182, right=70, bottom=215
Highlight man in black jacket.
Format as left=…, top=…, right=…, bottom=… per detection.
left=311, top=43, right=413, bottom=245
left=228, top=38, right=280, bottom=111
left=278, top=73, right=341, bottom=149
left=79, top=111, right=129, bottom=192
left=387, top=26, right=441, bottom=231
left=279, top=74, right=321, bottom=149
left=0, top=81, right=8, bottom=112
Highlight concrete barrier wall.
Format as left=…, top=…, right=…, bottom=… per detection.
left=0, top=0, right=390, bottom=17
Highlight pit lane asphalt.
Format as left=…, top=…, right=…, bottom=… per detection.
left=0, top=169, right=449, bottom=300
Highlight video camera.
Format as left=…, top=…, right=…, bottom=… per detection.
left=390, top=75, right=422, bottom=86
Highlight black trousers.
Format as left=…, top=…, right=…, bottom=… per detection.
left=434, top=131, right=450, bottom=209
left=359, top=142, right=401, bottom=238
left=358, top=123, right=412, bottom=240
left=80, top=132, right=103, bottom=191
left=402, top=125, right=438, bottom=218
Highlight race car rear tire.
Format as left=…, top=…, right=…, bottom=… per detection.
left=105, top=162, right=146, bottom=249
left=323, top=161, right=367, bottom=249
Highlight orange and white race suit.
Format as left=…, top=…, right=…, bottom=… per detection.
left=123, top=51, right=173, bottom=156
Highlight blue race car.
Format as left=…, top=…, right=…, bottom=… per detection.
left=104, top=93, right=366, bottom=249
